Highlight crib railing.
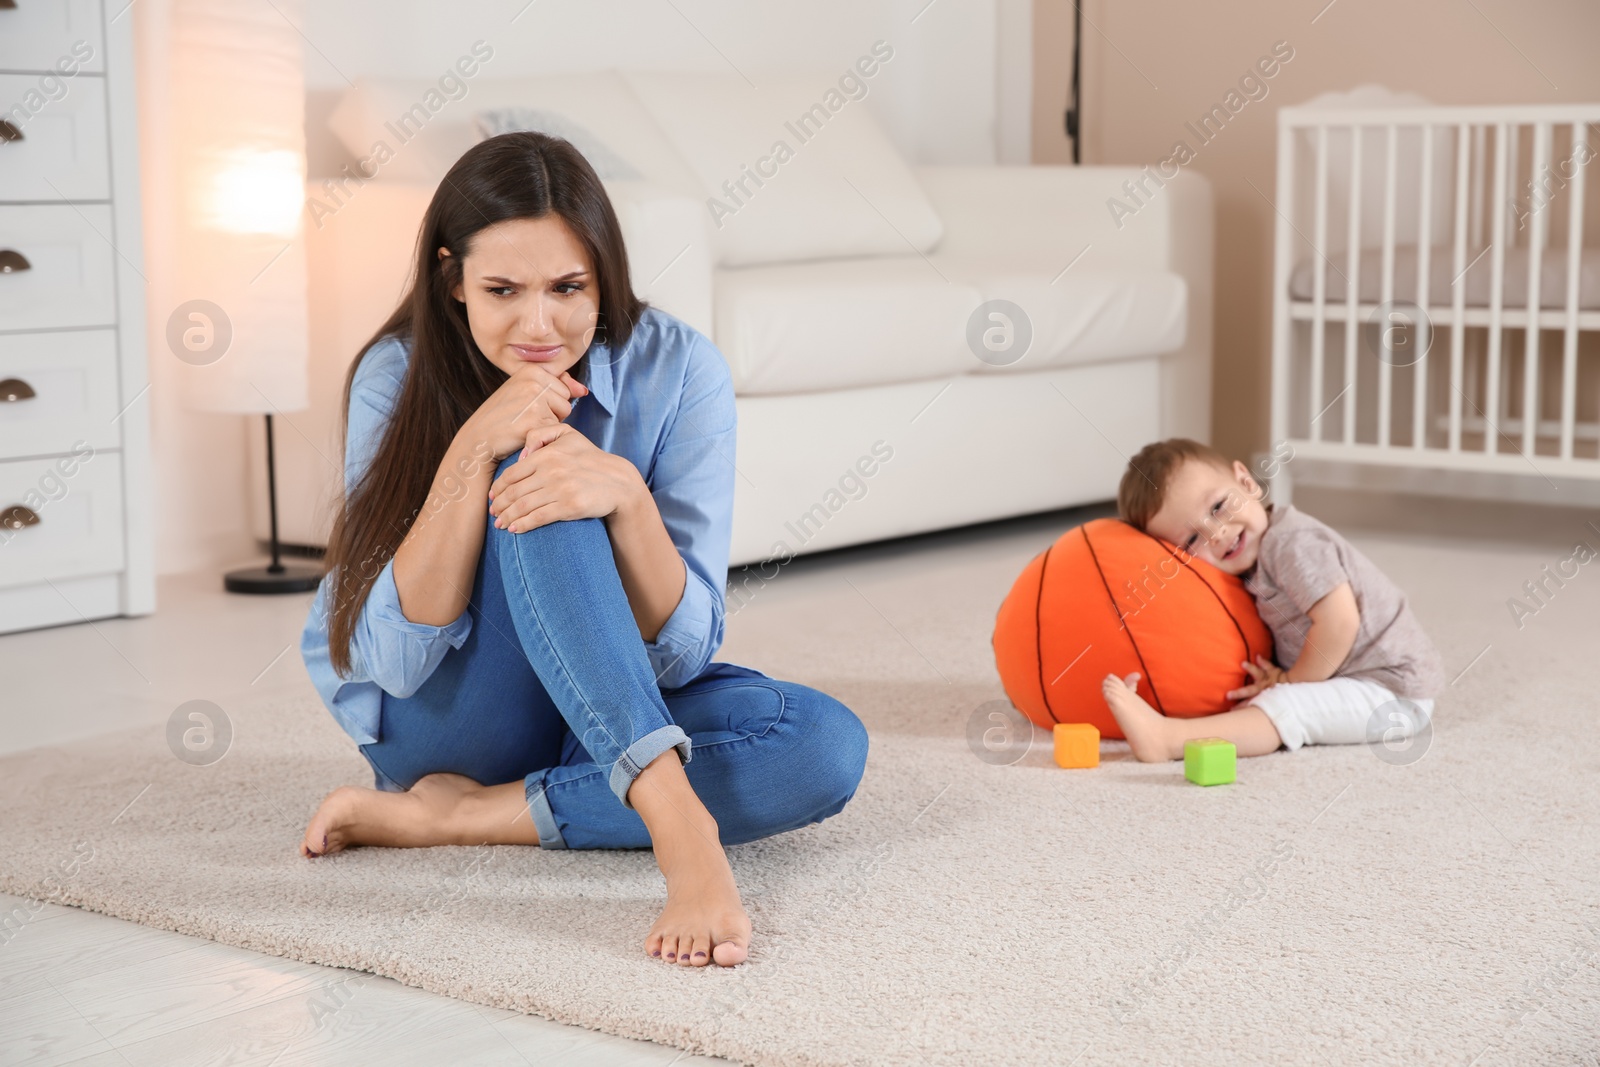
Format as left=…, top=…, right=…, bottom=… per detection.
left=1269, top=103, right=1600, bottom=496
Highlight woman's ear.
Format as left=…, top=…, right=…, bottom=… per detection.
left=437, top=246, right=463, bottom=303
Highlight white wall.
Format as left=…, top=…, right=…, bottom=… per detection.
left=302, top=0, right=1002, bottom=167
left=139, top=0, right=1024, bottom=576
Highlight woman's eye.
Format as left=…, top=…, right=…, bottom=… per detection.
left=555, top=282, right=584, bottom=295
left=486, top=286, right=514, bottom=298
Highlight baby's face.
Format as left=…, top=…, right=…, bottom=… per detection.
left=1144, top=458, right=1270, bottom=575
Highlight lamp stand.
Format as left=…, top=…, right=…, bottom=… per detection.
left=225, top=413, right=323, bottom=594
left=1064, top=0, right=1083, bottom=164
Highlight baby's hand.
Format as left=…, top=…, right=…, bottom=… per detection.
left=1227, top=654, right=1287, bottom=704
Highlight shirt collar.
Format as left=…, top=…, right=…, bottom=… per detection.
left=578, top=339, right=616, bottom=417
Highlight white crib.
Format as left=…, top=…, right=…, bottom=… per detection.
left=1268, top=102, right=1600, bottom=503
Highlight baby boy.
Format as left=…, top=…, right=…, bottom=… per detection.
left=1100, top=438, right=1445, bottom=762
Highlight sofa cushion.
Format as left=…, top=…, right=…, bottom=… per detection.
left=933, top=256, right=1188, bottom=374
left=472, top=107, right=644, bottom=181
left=715, top=256, right=1188, bottom=395
left=715, top=258, right=978, bottom=395
left=327, top=72, right=704, bottom=195
left=623, top=70, right=943, bottom=269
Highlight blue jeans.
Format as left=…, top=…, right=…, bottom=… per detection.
left=359, top=455, right=869, bottom=850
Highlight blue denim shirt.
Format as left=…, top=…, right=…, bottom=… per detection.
left=299, top=306, right=737, bottom=745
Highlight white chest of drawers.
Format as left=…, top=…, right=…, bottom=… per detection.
left=0, top=0, right=155, bottom=635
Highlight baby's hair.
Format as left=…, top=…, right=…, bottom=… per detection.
left=1118, top=438, right=1236, bottom=531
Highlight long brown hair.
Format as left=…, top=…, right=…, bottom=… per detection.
left=320, top=131, right=646, bottom=677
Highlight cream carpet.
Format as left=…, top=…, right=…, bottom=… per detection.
left=3, top=513, right=1598, bottom=1066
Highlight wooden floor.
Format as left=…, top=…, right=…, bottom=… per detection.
left=0, top=890, right=718, bottom=1065
left=0, top=566, right=742, bottom=1067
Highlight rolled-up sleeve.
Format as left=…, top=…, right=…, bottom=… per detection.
left=641, top=334, right=737, bottom=690
left=299, top=335, right=474, bottom=744
left=644, top=565, right=722, bottom=689
left=301, top=558, right=472, bottom=744
left=353, top=557, right=474, bottom=696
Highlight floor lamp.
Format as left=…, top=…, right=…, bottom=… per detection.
left=168, top=0, right=321, bottom=594
left=225, top=414, right=321, bottom=593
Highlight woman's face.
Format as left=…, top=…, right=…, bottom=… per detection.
left=443, top=214, right=600, bottom=380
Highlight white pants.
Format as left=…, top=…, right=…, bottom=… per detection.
left=1248, top=676, right=1435, bottom=752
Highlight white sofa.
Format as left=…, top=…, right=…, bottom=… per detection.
left=268, top=70, right=1213, bottom=568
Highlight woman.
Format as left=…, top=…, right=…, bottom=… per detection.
left=298, top=131, right=869, bottom=969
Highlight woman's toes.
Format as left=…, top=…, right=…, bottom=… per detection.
left=300, top=787, right=361, bottom=859
left=713, top=934, right=748, bottom=966
left=299, top=824, right=329, bottom=858
left=662, top=935, right=681, bottom=963
left=686, top=935, right=712, bottom=967
left=645, top=932, right=665, bottom=960
left=676, top=935, right=696, bottom=966
left=713, top=921, right=748, bottom=972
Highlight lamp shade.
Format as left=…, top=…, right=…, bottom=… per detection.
left=170, top=0, right=309, bottom=415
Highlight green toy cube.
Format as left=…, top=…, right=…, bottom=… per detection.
left=1183, top=737, right=1236, bottom=786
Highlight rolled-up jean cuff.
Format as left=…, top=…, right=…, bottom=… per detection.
left=360, top=747, right=406, bottom=793
left=525, top=775, right=567, bottom=850
left=610, top=724, right=693, bottom=808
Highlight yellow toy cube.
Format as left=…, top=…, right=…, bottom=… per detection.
left=1053, top=723, right=1100, bottom=768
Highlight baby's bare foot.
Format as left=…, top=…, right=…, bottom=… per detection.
left=1101, top=672, right=1176, bottom=763
left=643, top=816, right=751, bottom=968
left=299, top=773, right=483, bottom=858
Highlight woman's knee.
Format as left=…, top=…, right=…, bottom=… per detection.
left=488, top=500, right=608, bottom=555
left=787, top=688, right=868, bottom=816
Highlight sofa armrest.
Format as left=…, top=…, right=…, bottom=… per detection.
left=915, top=164, right=1213, bottom=444
left=603, top=179, right=714, bottom=338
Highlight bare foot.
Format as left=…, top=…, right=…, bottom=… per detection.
left=643, top=814, right=752, bottom=968
left=1101, top=672, right=1177, bottom=763
left=299, top=772, right=503, bottom=858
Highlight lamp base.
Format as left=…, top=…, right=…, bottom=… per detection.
left=224, top=561, right=323, bottom=595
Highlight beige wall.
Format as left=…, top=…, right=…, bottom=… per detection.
left=1033, top=0, right=1600, bottom=463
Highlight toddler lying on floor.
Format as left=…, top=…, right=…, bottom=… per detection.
left=1101, top=438, right=1445, bottom=761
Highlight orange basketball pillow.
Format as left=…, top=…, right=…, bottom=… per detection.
left=991, top=518, right=1274, bottom=740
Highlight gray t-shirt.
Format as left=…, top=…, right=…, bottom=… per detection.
left=1242, top=504, right=1445, bottom=699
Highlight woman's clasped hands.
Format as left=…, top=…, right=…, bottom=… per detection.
left=461, top=360, right=639, bottom=533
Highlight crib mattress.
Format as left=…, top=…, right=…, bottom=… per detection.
left=1289, top=244, right=1600, bottom=311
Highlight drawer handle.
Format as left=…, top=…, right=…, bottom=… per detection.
left=1, top=505, right=39, bottom=531
left=0, top=377, right=34, bottom=402
left=0, top=250, right=29, bottom=273
left=0, top=120, right=19, bottom=143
